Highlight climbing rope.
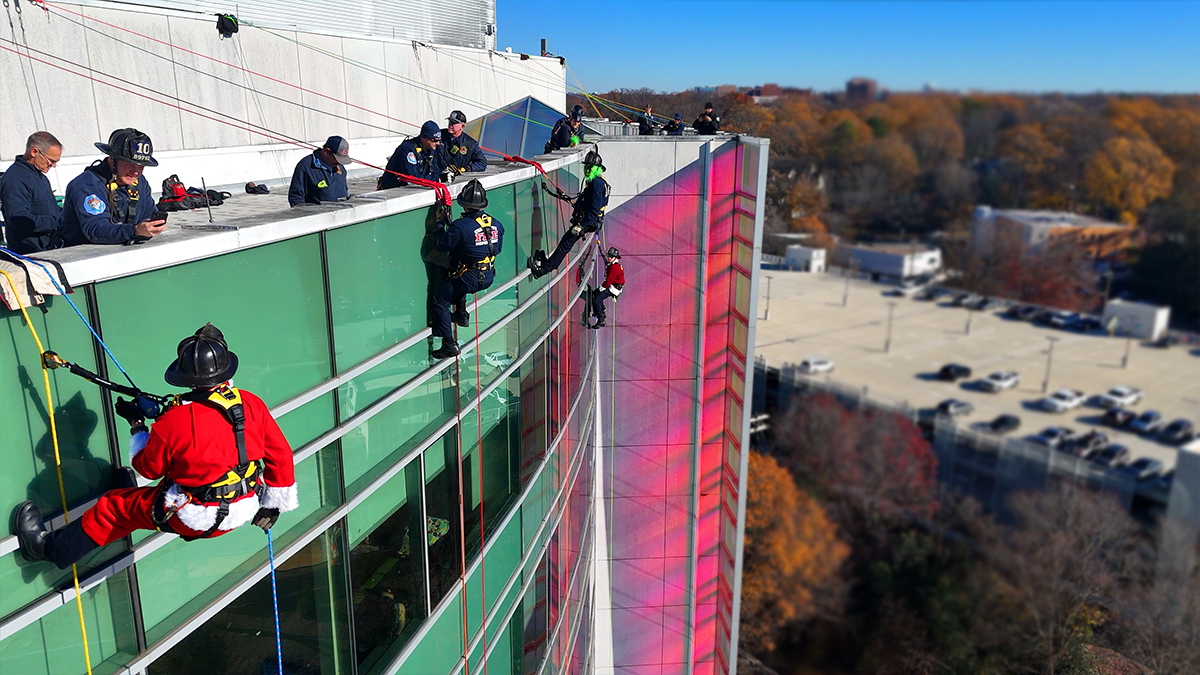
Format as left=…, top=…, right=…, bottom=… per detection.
left=472, top=292, right=488, bottom=674
left=266, top=528, right=284, bottom=675
left=449, top=331, right=472, bottom=675
left=1, top=269, right=93, bottom=675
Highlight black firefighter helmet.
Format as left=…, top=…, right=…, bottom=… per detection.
left=95, top=128, right=159, bottom=167
left=164, top=323, right=239, bottom=388
left=457, top=179, right=488, bottom=210
left=606, top=246, right=621, bottom=260
left=584, top=149, right=605, bottom=172
left=570, top=104, right=584, bottom=122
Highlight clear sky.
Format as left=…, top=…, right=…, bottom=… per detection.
left=497, top=0, right=1200, bottom=94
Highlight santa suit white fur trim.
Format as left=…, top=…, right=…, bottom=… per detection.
left=261, top=484, right=299, bottom=512
left=129, top=429, right=150, bottom=458
left=165, top=484, right=261, bottom=532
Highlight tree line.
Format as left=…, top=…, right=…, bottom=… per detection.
left=741, top=392, right=1199, bottom=674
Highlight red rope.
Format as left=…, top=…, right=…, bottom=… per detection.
left=473, top=293, right=488, bottom=674
left=452, top=345, right=471, bottom=675
left=35, top=0, right=557, bottom=196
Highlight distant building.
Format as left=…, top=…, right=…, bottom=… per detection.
left=972, top=206, right=1132, bottom=258
left=846, top=77, right=878, bottom=102
left=715, top=84, right=738, bottom=95
left=785, top=245, right=826, bottom=272
left=833, top=242, right=942, bottom=280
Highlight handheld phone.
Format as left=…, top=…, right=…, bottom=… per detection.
left=152, top=210, right=169, bottom=222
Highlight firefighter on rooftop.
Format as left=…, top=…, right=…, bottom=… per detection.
left=545, top=105, right=584, bottom=153
left=13, top=324, right=298, bottom=569
left=528, top=149, right=610, bottom=279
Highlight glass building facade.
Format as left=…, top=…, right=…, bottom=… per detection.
left=1, top=134, right=766, bottom=675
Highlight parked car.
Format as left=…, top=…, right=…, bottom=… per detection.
left=1064, top=430, right=1108, bottom=458
left=1152, top=335, right=1180, bottom=349
left=918, top=286, right=946, bottom=301
left=938, top=363, right=973, bottom=382
left=1130, top=410, right=1165, bottom=434
left=1008, top=305, right=1039, bottom=321
left=1102, top=408, right=1136, bottom=429
left=979, top=370, right=1020, bottom=392
left=936, top=399, right=975, bottom=417
left=1069, top=316, right=1102, bottom=333
left=484, top=351, right=515, bottom=369
left=951, top=292, right=981, bottom=307
left=989, top=414, right=1021, bottom=434
left=1047, top=311, right=1078, bottom=329
left=1159, top=419, right=1195, bottom=445
left=1042, top=388, right=1086, bottom=413
left=1121, top=457, right=1165, bottom=481
left=1091, top=444, right=1131, bottom=468
left=968, top=297, right=999, bottom=311
left=798, top=358, right=835, bottom=375
left=895, top=280, right=927, bottom=296
left=1096, top=386, right=1142, bottom=409
left=1032, top=426, right=1078, bottom=449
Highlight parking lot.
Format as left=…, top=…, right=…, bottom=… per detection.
left=755, top=271, right=1200, bottom=472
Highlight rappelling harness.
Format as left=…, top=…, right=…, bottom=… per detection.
left=448, top=213, right=497, bottom=279
left=40, top=351, right=263, bottom=539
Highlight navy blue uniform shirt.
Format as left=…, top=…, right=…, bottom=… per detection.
left=547, top=117, right=576, bottom=151
left=288, top=151, right=348, bottom=207
left=438, top=130, right=488, bottom=174
left=59, top=161, right=155, bottom=246
left=379, top=139, right=439, bottom=190
left=435, top=210, right=505, bottom=269
left=0, top=155, right=61, bottom=253
left=572, top=175, right=610, bottom=227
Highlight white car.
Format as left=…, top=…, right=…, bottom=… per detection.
left=798, top=358, right=835, bottom=375
left=1042, top=388, right=1086, bottom=413
left=1096, top=386, right=1142, bottom=409
left=979, top=371, right=1020, bottom=392
left=484, top=351, right=515, bottom=369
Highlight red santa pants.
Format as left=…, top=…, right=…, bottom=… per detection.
left=80, top=486, right=216, bottom=545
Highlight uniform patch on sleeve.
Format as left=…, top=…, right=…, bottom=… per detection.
left=317, top=179, right=328, bottom=188
left=83, top=195, right=106, bottom=215
left=459, top=146, right=468, bottom=155
left=406, top=152, right=417, bottom=165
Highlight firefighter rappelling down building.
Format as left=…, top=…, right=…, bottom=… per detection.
left=580, top=246, right=625, bottom=329
left=13, top=324, right=299, bottom=569
left=428, top=180, right=506, bottom=360
left=528, top=149, right=610, bottom=279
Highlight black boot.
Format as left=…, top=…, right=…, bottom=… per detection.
left=592, top=319, right=606, bottom=329
left=14, top=501, right=49, bottom=564
left=431, top=340, right=460, bottom=360
left=452, top=309, right=470, bottom=328
left=113, top=466, right=139, bottom=490
left=527, top=251, right=548, bottom=279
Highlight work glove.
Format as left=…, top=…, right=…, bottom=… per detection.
left=114, top=397, right=145, bottom=427
left=253, top=507, right=280, bottom=532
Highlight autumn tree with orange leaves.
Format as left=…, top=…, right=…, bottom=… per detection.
left=739, top=450, right=848, bottom=653
left=1084, top=136, right=1175, bottom=223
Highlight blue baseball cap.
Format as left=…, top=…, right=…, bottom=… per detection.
left=420, top=121, right=442, bottom=140
left=674, top=112, right=682, bottom=120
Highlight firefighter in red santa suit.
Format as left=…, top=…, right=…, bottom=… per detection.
left=13, top=323, right=298, bottom=569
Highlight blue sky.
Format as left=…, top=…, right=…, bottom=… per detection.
left=497, top=0, right=1200, bottom=94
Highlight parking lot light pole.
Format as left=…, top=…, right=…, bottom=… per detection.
left=842, top=273, right=851, bottom=307
left=965, top=307, right=974, bottom=335
left=885, top=302, right=896, bottom=353
left=1041, top=336, right=1059, bottom=393
left=763, top=275, right=773, bottom=321
left=1122, top=336, right=1132, bottom=369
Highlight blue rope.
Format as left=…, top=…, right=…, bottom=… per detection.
left=267, top=528, right=284, bottom=675
left=0, top=246, right=138, bottom=389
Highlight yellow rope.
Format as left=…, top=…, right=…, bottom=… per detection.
left=2, top=271, right=93, bottom=675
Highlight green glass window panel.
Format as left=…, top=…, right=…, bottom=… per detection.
left=275, top=391, right=336, bottom=450
left=0, top=536, right=126, bottom=620
left=733, top=271, right=751, bottom=318
left=341, top=368, right=453, bottom=491
left=424, top=431, right=464, bottom=609
left=462, top=494, right=522, bottom=644
left=468, top=606, right=518, bottom=675
left=461, top=400, right=520, bottom=561
left=93, top=235, right=331, bottom=417
left=736, top=194, right=756, bottom=215
left=473, top=283, right=518, bottom=339
left=325, top=210, right=427, bottom=374
left=458, top=316, right=520, bottom=409
left=519, top=289, right=551, bottom=354
left=486, top=181, right=519, bottom=287
left=1, top=298, right=113, bottom=518
left=0, top=569, right=137, bottom=675
left=521, top=552, right=549, bottom=674
left=517, top=347, right=547, bottom=487
left=147, top=531, right=351, bottom=675
left=731, top=317, right=748, bottom=359
left=740, top=142, right=761, bottom=196
left=521, top=470, right=549, bottom=551
left=348, top=462, right=428, bottom=674
left=735, top=240, right=753, bottom=274
left=138, top=445, right=339, bottom=644
left=339, top=340, right=445, bottom=422
left=736, top=212, right=755, bottom=243
left=395, top=594, right=463, bottom=675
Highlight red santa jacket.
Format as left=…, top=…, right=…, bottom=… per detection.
left=132, top=387, right=297, bottom=533
left=602, top=261, right=625, bottom=293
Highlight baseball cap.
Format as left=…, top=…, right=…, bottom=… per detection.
left=447, top=110, right=468, bottom=125
left=704, top=102, right=713, bottom=109
left=420, top=121, right=442, bottom=140
left=323, top=136, right=351, bottom=164
left=674, top=112, right=682, bottom=120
